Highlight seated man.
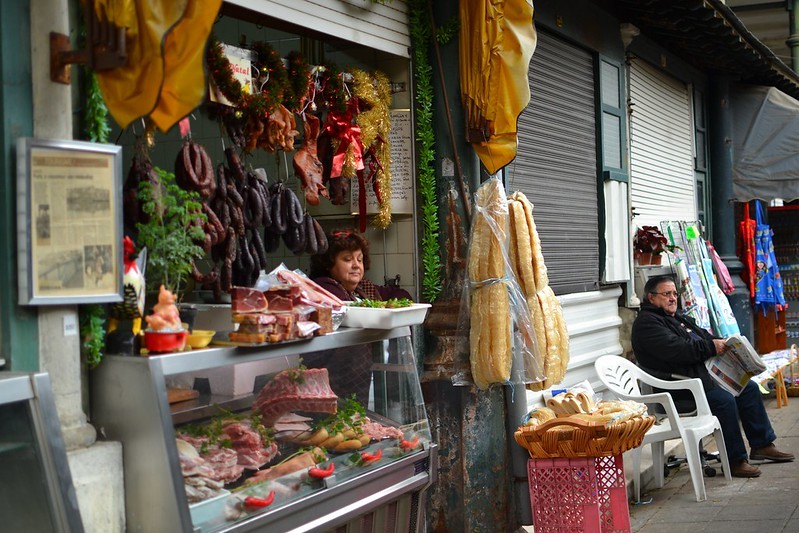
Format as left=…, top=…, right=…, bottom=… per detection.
left=631, top=274, right=794, bottom=478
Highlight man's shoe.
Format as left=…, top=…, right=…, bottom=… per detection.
left=731, top=459, right=761, bottom=478
left=750, top=443, right=795, bottom=463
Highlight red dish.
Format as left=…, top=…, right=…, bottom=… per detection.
left=144, top=330, right=187, bottom=353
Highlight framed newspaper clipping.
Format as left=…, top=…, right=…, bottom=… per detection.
left=17, top=137, right=124, bottom=305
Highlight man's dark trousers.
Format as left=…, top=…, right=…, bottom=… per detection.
left=705, top=379, right=776, bottom=461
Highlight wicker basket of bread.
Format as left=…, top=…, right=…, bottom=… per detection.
left=514, top=392, right=655, bottom=459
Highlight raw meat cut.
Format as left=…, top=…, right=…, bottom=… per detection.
left=222, top=419, right=280, bottom=470
left=231, top=287, right=268, bottom=313
left=253, top=368, right=338, bottom=425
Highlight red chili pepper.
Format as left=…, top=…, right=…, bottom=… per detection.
left=400, top=435, right=419, bottom=450
left=308, top=462, right=335, bottom=479
left=243, top=491, right=275, bottom=509
left=360, top=448, right=383, bottom=463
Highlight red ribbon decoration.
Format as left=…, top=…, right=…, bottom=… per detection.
left=324, top=103, right=365, bottom=178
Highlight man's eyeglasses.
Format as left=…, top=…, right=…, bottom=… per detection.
left=652, top=291, right=679, bottom=298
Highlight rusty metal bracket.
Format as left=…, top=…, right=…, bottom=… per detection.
left=50, top=1, right=127, bottom=84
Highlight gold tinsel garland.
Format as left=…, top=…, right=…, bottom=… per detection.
left=353, top=69, right=392, bottom=228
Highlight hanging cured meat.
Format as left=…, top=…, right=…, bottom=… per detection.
left=293, top=114, right=328, bottom=205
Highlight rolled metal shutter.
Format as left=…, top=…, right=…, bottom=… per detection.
left=509, top=30, right=599, bottom=295
left=629, top=59, right=696, bottom=226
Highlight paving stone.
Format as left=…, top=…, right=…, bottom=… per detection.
left=628, top=396, right=799, bottom=532
left=702, top=519, right=787, bottom=533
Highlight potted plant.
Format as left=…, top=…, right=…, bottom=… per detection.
left=633, top=225, right=668, bottom=265
left=136, top=165, right=206, bottom=312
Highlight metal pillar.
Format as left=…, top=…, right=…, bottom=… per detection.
left=708, top=75, right=753, bottom=340
left=787, top=0, right=799, bottom=73
left=420, top=1, right=523, bottom=529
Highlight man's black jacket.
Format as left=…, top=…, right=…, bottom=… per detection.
left=631, top=302, right=719, bottom=393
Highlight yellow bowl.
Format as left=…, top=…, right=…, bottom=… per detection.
left=186, top=330, right=215, bottom=349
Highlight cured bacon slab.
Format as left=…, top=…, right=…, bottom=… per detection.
left=275, top=269, right=344, bottom=308
left=254, top=368, right=338, bottom=425
left=231, top=286, right=268, bottom=313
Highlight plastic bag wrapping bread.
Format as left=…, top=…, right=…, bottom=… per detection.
left=465, top=178, right=543, bottom=389
left=521, top=407, right=556, bottom=428
left=594, top=400, right=648, bottom=424
left=506, top=192, right=569, bottom=390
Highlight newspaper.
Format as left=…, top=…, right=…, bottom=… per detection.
left=705, top=334, right=766, bottom=396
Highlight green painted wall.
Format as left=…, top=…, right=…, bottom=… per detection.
left=0, top=0, right=39, bottom=371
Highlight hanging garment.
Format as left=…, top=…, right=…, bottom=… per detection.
left=706, top=240, right=735, bottom=295
left=753, top=201, right=787, bottom=313
left=738, top=202, right=756, bottom=298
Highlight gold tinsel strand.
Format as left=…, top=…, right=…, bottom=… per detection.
left=353, top=69, right=392, bottom=228
left=342, top=144, right=357, bottom=179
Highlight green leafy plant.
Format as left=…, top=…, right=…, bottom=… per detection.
left=410, top=0, right=442, bottom=302
left=136, top=166, right=206, bottom=299
left=313, top=395, right=367, bottom=436
left=79, top=304, right=106, bottom=369
left=79, top=64, right=110, bottom=369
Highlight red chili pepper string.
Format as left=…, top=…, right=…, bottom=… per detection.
left=308, top=462, right=335, bottom=479
left=399, top=435, right=419, bottom=450
left=243, top=491, right=275, bottom=509
left=360, top=448, right=382, bottom=463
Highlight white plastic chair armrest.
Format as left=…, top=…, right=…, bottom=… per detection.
left=637, top=375, right=713, bottom=417
left=612, top=390, right=681, bottom=429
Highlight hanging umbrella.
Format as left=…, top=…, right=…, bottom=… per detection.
left=753, top=200, right=787, bottom=314
left=459, top=0, right=537, bottom=175
left=92, top=0, right=222, bottom=132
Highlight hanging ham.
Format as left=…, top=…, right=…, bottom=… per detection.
left=293, top=114, right=329, bottom=206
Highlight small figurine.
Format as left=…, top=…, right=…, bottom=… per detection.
left=109, top=236, right=147, bottom=334
left=145, top=285, right=183, bottom=332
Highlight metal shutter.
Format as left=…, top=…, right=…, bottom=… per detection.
left=629, top=59, right=696, bottom=226
left=508, top=30, right=599, bottom=295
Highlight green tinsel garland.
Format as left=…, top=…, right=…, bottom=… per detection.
left=206, top=37, right=286, bottom=118
left=409, top=0, right=442, bottom=303
left=285, top=51, right=311, bottom=113
left=321, top=61, right=347, bottom=113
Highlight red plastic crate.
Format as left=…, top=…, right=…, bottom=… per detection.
left=527, top=454, right=630, bottom=533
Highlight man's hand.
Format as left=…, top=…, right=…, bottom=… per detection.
left=713, top=339, right=728, bottom=355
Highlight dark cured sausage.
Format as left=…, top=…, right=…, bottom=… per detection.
left=312, top=217, right=328, bottom=255
left=304, top=213, right=318, bottom=255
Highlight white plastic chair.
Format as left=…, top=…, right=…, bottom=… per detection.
left=594, top=355, right=731, bottom=502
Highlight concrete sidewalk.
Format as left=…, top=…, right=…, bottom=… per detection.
left=628, top=394, right=799, bottom=532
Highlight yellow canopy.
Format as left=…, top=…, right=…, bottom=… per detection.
left=92, top=0, right=222, bottom=132
left=459, top=0, right=537, bottom=175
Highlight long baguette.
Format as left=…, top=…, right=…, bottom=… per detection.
left=516, top=192, right=548, bottom=290
left=469, top=179, right=511, bottom=389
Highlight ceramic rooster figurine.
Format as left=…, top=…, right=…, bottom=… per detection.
left=109, top=236, right=146, bottom=334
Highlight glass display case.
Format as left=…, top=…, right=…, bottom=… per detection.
left=91, top=325, right=436, bottom=532
left=0, top=373, right=84, bottom=532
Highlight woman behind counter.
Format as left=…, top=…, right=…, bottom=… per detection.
left=305, top=229, right=412, bottom=406
left=309, top=229, right=412, bottom=302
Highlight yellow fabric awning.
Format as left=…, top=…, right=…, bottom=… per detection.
left=93, top=0, right=222, bottom=132
left=459, top=0, right=537, bottom=175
